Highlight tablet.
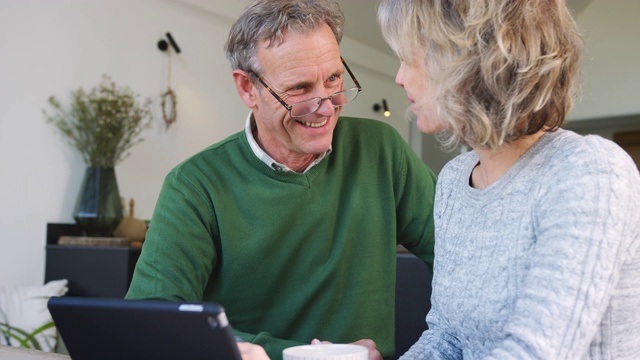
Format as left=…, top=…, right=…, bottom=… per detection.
left=48, top=296, right=242, bottom=360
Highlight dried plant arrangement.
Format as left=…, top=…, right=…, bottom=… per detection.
left=44, top=75, right=152, bottom=167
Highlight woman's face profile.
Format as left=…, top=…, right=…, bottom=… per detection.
left=395, top=57, right=446, bottom=135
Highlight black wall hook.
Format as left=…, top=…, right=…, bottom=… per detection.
left=157, top=32, right=181, bottom=54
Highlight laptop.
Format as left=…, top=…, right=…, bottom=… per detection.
left=47, top=296, right=242, bottom=360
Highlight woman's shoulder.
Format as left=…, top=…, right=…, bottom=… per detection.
left=544, top=129, right=637, bottom=176
left=533, top=130, right=640, bottom=210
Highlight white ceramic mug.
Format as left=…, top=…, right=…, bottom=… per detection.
left=282, top=344, right=368, bottom=360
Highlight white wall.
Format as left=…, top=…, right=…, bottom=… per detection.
left=0, top=0, right=411, bottom=287
left=568, top=0, right=640, bottom=121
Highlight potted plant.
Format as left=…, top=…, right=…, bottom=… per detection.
left=44, top=75, right=152, bottom=236
left=0, top=307, right=55, bottom=351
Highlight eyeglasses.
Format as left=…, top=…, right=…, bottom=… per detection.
left=249, top=57, right=362, bottom=118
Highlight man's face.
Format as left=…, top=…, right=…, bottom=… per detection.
left=251, top=24, right=344, bottom=166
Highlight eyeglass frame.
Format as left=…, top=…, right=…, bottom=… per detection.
left=248, top=57, right=362, bottom=118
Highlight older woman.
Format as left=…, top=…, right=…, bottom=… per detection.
left=378, top=0, right=640, bottom=359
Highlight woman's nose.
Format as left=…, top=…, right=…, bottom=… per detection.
left=395, top=62, right=406, bottom=87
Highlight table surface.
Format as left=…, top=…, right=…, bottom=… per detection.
left=0, top=346, right=70, bottom=359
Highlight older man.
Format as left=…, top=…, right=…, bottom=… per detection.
left=126, top=1, right=436, bottom=359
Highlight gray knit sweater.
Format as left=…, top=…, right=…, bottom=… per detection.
left=402, top=129, right=640, bottom=359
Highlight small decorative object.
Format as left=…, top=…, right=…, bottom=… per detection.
left=44, top=75, right=152, bottom=236
left=158, top=32, right=180, bottom=130
left=161, top=87, right=177, bottom=129
left=114, top=197, right=148, bottom=246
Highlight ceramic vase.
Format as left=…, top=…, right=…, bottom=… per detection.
left=73, top=166, right=123, bottom=236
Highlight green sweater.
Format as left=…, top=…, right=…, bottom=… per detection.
left=126, top=117, right=436, bottom=359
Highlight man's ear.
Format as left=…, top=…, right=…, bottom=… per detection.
left=232, top=70, right=257, bottom=108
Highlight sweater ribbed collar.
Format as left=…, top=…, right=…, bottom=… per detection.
left=243, top=112, right=332, bottom=173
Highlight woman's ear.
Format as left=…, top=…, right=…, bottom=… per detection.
left=232, top=70, right=257, bottom=108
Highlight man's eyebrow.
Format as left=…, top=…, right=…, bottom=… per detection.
left=288, top=79, right=315, bottom=89
left=331, top=67, right=345, bottom=76
left=280, top=68, right=344, bottom=90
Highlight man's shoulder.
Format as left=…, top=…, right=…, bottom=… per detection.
left=337, top=116, right=395, bottom=130
left=336, top=116, right=402, bottom=141
left=171, top=131, right=246, bottom=173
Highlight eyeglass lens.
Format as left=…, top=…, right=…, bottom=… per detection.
left=290, top=87, right=360, bottom=118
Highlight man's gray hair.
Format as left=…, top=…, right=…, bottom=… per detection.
left=225, top=0, right=344, bottom=74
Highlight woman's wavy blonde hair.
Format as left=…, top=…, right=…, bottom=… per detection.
left=378, top=0, right=583, bottom=150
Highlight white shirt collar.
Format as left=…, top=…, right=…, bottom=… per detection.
left=244, top=112, right=331, bottom=173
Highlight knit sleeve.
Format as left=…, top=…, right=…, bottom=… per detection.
left=399, top=323, right=463, bottom=360
left=485, top=138, right=640, bottom=359
left=126, top=167, right=217, bottom=301
left=396, top=136, right=438, bottom=269
left=398, top=156, right=468, bottom=360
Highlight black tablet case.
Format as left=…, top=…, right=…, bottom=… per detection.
left=48, top=296, right=242, bottom=360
